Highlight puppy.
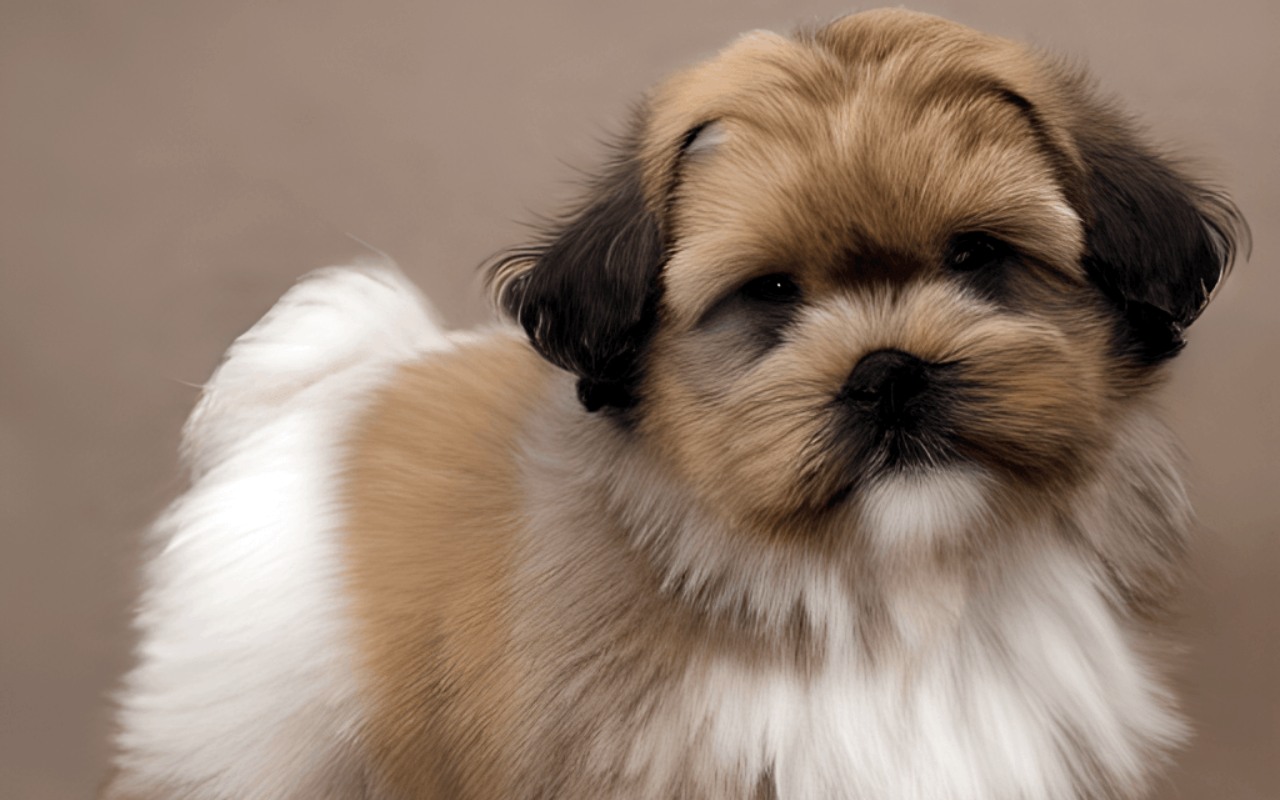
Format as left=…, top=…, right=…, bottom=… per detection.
left=105, top=9, right=1246, bottom=800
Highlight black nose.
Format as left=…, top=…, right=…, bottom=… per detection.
left=840, top=349, right=930, bottom=425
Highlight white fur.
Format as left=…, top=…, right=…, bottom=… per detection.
left=859, top=467, right=990, bottom=557
left=624, top=539, right=1184, bottom=800
left=110, top=262, right=449, bottom=799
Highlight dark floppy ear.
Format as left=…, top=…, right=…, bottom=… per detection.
left=488, top=130, right=663, bottom=412
left=488, top=117, right=719, bottom=412
left=1073, top=110, right=1247, bottom=362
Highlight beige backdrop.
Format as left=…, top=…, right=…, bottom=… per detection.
left=1, top=1, right=1276, bottom=797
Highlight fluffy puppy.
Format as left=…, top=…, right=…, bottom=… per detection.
left=105, top=9, right=1246, bottom=800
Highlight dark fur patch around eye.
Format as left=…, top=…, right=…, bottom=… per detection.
left=944, top=233, right=1018, bottom=301
left=740, top=273, right=802, bottom=304
left=697, top=273, right=804, bottom=354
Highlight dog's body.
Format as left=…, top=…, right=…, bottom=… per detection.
left=106, top=10, right=1244, bottom=800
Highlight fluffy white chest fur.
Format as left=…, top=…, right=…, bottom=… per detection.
left=623, top=544, right=1181, bottom=800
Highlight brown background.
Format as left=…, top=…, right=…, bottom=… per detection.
left=1, top=1, right=1276, bottom=797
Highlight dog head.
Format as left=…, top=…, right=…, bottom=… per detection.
left=489, top=9, right=1244, bottom=539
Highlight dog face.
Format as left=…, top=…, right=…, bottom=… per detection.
left=492, top=10, right=1243, bottom=540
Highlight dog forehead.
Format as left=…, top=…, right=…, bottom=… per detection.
left=670, top=86, right=1065, bottom=247
left=639, top=9, right=1064, bottom=194
left=647, top=12, right=1084, bottom=320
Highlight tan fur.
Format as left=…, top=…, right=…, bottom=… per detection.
left=348, top=337, right=742, bottom=795
left=343, top=334, right=546, bottom=797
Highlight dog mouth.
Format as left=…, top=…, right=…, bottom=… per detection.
left=815, top=351, right=970, bottom=507
left=836, top=350, right=963, bottom=457
left=819, top=426, right=963, bottom=508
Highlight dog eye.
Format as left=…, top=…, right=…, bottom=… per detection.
left=946, top=233, right=1014, bottom=272
left=740, top=273, right=801, bottom=303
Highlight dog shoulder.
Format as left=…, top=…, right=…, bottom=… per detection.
left=339, top=330, right=556, bottom=797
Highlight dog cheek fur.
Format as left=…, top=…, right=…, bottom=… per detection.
left=641, top=281, right=1120, bottom=524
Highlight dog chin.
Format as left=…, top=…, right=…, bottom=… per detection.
left=857, top=466, right=991, bottom=557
